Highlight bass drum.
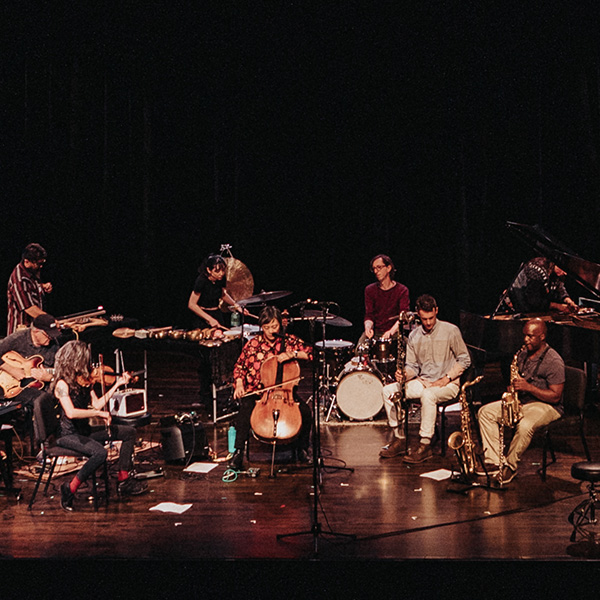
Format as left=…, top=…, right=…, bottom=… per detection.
left=335, top=366, right=383, bottom=421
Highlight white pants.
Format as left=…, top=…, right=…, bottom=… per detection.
left=478, top=400, right=561, bottom=470
left=382, top=379, right=460, bottom=440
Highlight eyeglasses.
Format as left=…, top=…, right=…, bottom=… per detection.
left=372, top=265, right=388, bottom=272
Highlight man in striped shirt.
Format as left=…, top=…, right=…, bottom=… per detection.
left=7, top=243, right=53, bottom=335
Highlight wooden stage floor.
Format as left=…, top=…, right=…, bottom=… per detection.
left=2, top=350, right=600, bottom=595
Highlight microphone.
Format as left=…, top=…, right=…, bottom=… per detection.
left=290, top=299, right=318, bottom=309
left=320, top=301, right=340, bottom=309
left=304, top=300, right=340, bottom=312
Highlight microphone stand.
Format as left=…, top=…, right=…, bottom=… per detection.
left=277, top=302, right=355, bottom=555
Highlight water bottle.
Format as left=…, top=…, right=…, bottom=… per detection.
left=228, top=425, right=236, bottom=454
left=231, top=312, right=241, bottom=327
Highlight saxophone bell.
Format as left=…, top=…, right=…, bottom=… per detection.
left=449, top=375, right=483, bottom=478
left=448, top=430, right=470, bottom=477
left=448, top=430, right=464, bottom=451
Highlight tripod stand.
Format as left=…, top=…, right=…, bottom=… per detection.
left=277, top=302, right=356, bottom=553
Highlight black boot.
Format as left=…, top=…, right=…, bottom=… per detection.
left=118, top=477, right=149, bottom=496
left=228, top=449, right=244, bottom=470
left=60, top=482, right=74, bottom=512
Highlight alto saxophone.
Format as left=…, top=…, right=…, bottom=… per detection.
left=501, top=345, right=525, bottom=427
left=447, top=375, right=484, bottom=477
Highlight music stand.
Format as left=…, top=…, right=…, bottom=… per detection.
left=277, top=302, right=355, bottom=554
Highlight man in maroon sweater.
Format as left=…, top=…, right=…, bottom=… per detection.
left=360, top=254, right=410, bottom=348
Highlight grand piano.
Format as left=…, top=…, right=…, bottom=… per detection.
left=461, top=221, right=600, bottom=367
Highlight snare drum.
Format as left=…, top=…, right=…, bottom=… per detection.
left=335, top=365, right=383, bottom=420
left=316, top=340, right=355, bottom=377
left=370, top=337, right=397, bottom=364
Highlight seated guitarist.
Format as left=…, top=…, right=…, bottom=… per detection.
left=0, top=313, right=62, bottom=407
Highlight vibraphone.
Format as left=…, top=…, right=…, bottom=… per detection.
left=109, top=334, right=244, bottom=423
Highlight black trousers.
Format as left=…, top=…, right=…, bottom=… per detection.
left=233, top=392, right=312, bottom=452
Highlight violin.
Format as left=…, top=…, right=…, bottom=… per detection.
left=250, top=352, right=302, bottom=444
left=77, top=365, right=142, bottom=388
left=77, top=364, right=116, bottom=388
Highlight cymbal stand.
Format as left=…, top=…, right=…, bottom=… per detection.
left=277, top=302, right=355, bottom=554
left=319, top=353, right=339, bottom=422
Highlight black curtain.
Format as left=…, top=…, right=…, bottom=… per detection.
left=3, top=3, right=599, bottom=337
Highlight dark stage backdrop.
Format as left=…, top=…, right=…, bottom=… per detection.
left=3, top=3, right=600, bottom=340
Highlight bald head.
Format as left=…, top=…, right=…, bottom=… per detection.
left=523, top=318, right=547, bottom=353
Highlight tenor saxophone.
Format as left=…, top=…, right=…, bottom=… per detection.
left=447, top=375, right=483, bottom=477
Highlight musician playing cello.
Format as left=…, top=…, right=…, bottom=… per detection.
left=229, top=306, right=313, bottom=471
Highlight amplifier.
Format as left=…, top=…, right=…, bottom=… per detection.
left=109, top=389, right=147, bottom=418
left=160, top=418, right=209, bottom=463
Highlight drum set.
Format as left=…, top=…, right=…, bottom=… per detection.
left=318, top=336, right=398, bottom=422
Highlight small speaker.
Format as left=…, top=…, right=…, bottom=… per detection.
left=109, top=389, right=147, bottom=418
left=160, top=421, right=209, bottom=463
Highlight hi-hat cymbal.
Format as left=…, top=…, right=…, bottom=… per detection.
left=237, top=290, right=292, bottom=306
left=302, top=310, right=352, bottom=327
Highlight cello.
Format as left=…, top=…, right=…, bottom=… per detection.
left=250, top=340, right=302, bottom=446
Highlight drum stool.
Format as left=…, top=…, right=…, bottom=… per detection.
left=568, top=461, right=600, bottom=542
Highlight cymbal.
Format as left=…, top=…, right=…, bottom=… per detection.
left=237, top=290, right=292, bottom=306
left=302, top=309, right=352, bottom=327
left=224, top=257, right=254, bottom=302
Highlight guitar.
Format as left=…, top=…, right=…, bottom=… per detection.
left=0, top=351, right=52, bottom=399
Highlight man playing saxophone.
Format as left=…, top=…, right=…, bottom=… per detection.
left=478, top=318, right=564, bottom=485
left=380, top=294, right=471, bottom=461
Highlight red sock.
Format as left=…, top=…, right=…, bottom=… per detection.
left=70, top=477, right=82, bottom=494
left=118, top=470, right=129, bottom=482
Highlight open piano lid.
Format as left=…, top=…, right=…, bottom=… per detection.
left=507, top=221, right=600, bottom=300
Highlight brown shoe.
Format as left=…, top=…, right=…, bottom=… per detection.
left=403, top=443, right=433, bottom=464
left=495, top=466, right=517, bottom=486
left=379, top=438, right=407, bottom=458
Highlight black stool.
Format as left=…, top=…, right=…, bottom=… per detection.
left=568, top=461, right=600, bottom=542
